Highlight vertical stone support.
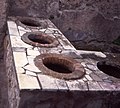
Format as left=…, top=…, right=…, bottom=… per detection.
left=0, top=0, right=9, bottom=108
left=0, top=0, right=8, bottom=59
left=4, top=35, right=20, bottom=108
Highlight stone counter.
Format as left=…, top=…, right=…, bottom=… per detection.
left=7, top=17, right=120, bottom=108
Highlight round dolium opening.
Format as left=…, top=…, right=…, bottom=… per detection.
left=28, top=34, right=51, bottom=44
left=97, top=61, right=120, bottom=78
left=20, top=19, right=40, bottom=27
left=34, top=53, right=85, bottom=80
left=43, top=57, right=73, bottom=74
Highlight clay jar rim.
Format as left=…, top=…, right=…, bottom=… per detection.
left=34, top=53, right=85, bottom=80
left=21, top=32, right=59, bottom=47
left=16, top=17, right=48, bottom=29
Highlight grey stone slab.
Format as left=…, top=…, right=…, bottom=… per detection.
left=90, top=73, right=103, bottom=82
left=26, top=70, right=37, bottom=77
left=58, top=38, right=75, bottom=50
left=115, top=82, right=120, bottom=90
left=7, top=21, right=20, bottom=36
left=18, top=26, right=31, bottom=36
left=46, top=20, right=56, bottom=28
left=55, top=79, right=68, bottom=90
left=81, top=62, right=87, bottom=67
left=95, top=71, right=109, bottom=80
left=27, top=49, right=40, bottom=56
left=39, top=28, right=47, bottom=32
left=53, top=33, right=62, bottom=37
left=27, top=55, right=36, bottom=65
left=61, top=50, right=81, bottom=58
left=38, top=74, right=58, bottom=90
left=13, top=52, right=28, bottom=67
left=23, top=64, right=41, bottom=73
left=31, top=28, right=40, bottom=32
left=48, top=23, right=56, bottom=28
left=85, top=75, right=93, bottom=81
left=17, top=74, right=40, bottom=90
left=103, top=79, right=113, bottom=83
left=66, top=80, right=87, bottom=91
left=45, top=29, right=54, bottom=34
left=18, top=29, right=26, bottom=36
left=18, top=26, right=25, bottom=31
left=98, top=82, right=116, bottom=90
left=85, top=68, right=93, bottom=75
left=10, top=36, right=33, bottom=48
left=16, top=67, right=25, bottom=74
left=33, top=47, right=39, bottom=51
left=88, top=81, right=103, bottom=90
left=77, top=79, right=88, bottom=90
left=86, top=63, right=98, bottom=71
left=12, top=47, right=26, bottom=52
left=53, top=30, right=62, bottom=35
left=82, top=77, right=88, bottom=82
left=18, top=26, right=31, bottom=32
left=38, top=47, right=62, bottom=54
left=76, top=50, right=107, bottom=58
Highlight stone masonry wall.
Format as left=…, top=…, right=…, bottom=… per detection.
left=0, top=0, right=8, bottom=58
left=19, top=90, right=120, bottom=108
left=0, top=0, right=9, bottom=107
left=9, top=0, right=120, bottom=52
left=4, top=35, right=20, bottom=108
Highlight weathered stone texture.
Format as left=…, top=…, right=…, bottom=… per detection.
left=0, top=0, right=8, bottom=58
left=9, top=0, right=120, bottom=52
left=7, top=15, right=120, bottom=108
left=19, top=91, right=120, bottom=108
left=4, top=36, right=20, bottom=108
left=0, top=60, right=8, bottom=108
left=0, top=0, right=9, bottom=107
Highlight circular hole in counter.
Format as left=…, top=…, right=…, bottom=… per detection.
left=21, top=32, right=59, bottom=47
left=43, top=56, right=73, bottom=74
left=97, top=61, right=120, bottom=78
left=34, top=53, right=85, bottom=80
left=28, top=34, right=51, bottom=44
left=16, top=17, right=48, bottom=29
left=20, top=20, right=40, bottom=27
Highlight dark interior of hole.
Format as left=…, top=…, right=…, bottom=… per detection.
left=21, top=20, right=40, bottom=27
left=28, top=34, right=50, bottom=44
left=44, top=62, right=72, bottom=74
left=97, top=62, right=120, bottom=78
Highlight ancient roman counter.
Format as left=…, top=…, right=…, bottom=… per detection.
left=5, top=17, right=120, bottom=108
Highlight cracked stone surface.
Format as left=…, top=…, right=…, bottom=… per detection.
left=7, top=17, right=120, bottom=91
left=7, top=16, right=120, bottom=108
